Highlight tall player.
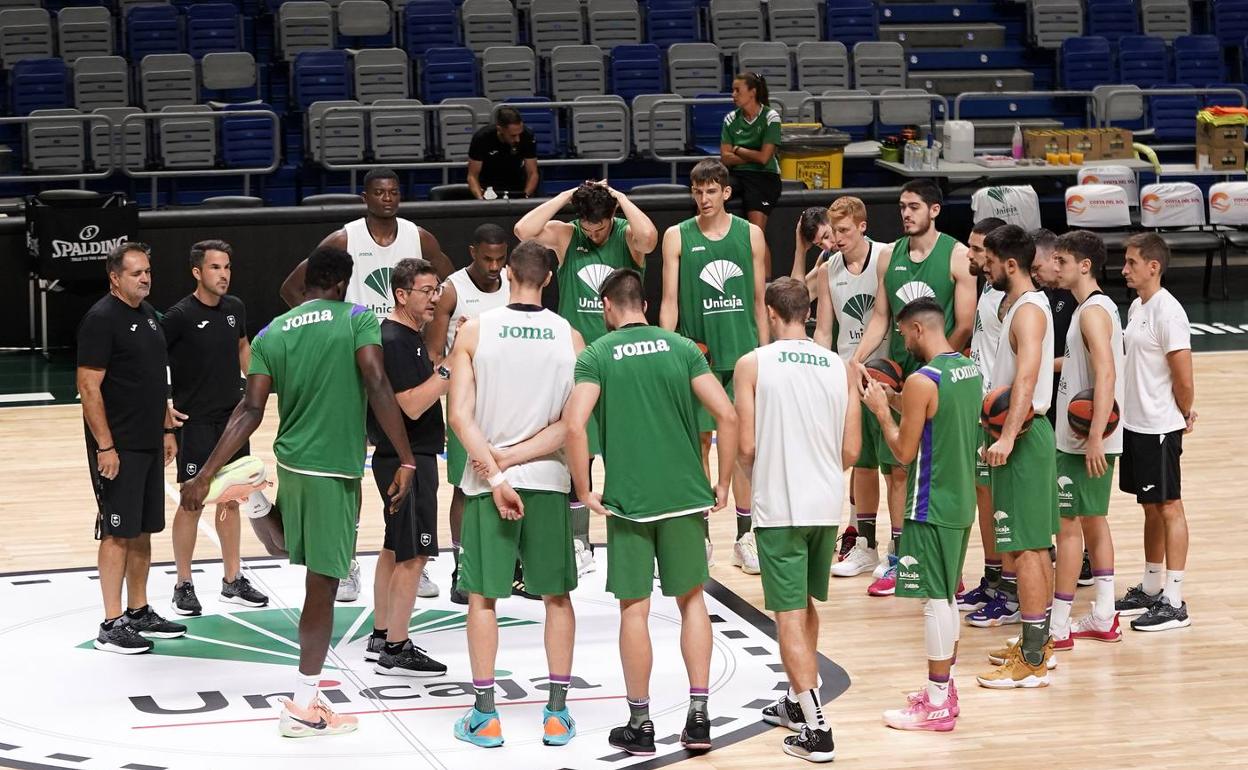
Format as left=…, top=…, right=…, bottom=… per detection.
left=859, top=298, right=980, bottom=731
left=514, top=180, right=658, bottom=574
left=1050, top=231, right=1125, bottom=645
left=853, top=179, right=976, bottom=595
left=736, top=277, right=860, bottom=762
left=567, top=268, right=738, bottom=756
left=446, top=241, right=583, bottom=748
left=180, top=246, right=416, bottom=737
left=427, top=224, right=511, bottom=604
left=660, top=158, right=766, bottom=572
left=975, top=225, right=1058, bottom=689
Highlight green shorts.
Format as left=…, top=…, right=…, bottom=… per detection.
left=855, top=402, right=898, bottom=471
left=696, top=371, right=734, bottom=434
left=976, top=427, right=991, bottom=487
left=275, top=466, right=360, bottom=580
left=895, top=521, right=972, bottom=601
left=607, top=513, right=708, bottom=599
left=990, top=417, right=1059, bottom=552
left=459, top=490, right=577, bottom=599
left=755, top=525, right=838, bottom=612
left=446, top=428, right=467, bottom=487
left=1057, top=451, right=1118, bottom=517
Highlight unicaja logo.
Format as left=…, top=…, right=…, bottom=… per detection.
left=1141, top=193, right=1162, bottom=214
left=1211, top=192, right=1232, bottom=213
left=1066, top=195, right=1087, bottom=215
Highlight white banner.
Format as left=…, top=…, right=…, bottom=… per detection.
left=1077, top=164, right=1139, bottom=206
left=1065, top=184, right=1131, bottom=227
left=1140, top=182, right=1206, bottom=228
left=1208, top=181, right=1248, bottom=225
left=972, top=185, right=1042, bottom=231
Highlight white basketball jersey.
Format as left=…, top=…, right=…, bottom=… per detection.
left=459, top=306, right=574, bottom=496
left=1056, top=293, right=1125, bottom=454
left=751, top=339, right=849, bottom=528
left=343, top=217, right=423, bottom=316
left=992, top=290, right=1055, bottom=414
left=826, top=240, right=888, bottom=362
left=445, top=267, right=511, bottom=354
left=972, top=284, right=1005, bottom=394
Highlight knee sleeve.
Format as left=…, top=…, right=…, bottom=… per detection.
left=923, top=599, right=957, bottom=661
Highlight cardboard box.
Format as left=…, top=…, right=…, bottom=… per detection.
left=1099, top=127, right=1134, bottom=159
left=1196, top=121, right=1246, bottom=148
left=1197, top=142, right=1246, bottom=171
left=1024, top=130, right=1066, bottom=159
left=1065, top=129, right=1102, bottom=161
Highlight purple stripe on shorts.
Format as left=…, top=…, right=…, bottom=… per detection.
left=1092, top=569, right=1114, bottom=577
left=1054, top=592, right=1075, bottom=602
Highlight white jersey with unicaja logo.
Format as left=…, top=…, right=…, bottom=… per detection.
left=444, top=267, right=510, bottom=355
left=1056, top=292, right=1125, bottom=454
left=825, top=240, right=888, bottom=363
left=972, top=283, right=1005, bottom=394
left=992, top=290, right=1054, bottom=414
left=343, top=217, right=423, bottom=317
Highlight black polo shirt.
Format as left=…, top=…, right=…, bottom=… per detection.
left=162, top=293, right=247, bottom=424
left=468, top=125, right=537, bottom=195
left=1045, top=287, right=1077, bottom=425
left=77, top=294, right=168, bottom=451
left=367, top=319, right=445, bottom=456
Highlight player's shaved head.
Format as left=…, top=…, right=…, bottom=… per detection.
left=599, top=267, right=644, bottom=310
left=507, top=240, right=553, bottom=288
left=897, top=297, right=945, bottom=328
left=764, top=277, right=811, bottom=325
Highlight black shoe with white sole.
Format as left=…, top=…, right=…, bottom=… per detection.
left=171, top=581, right=202, bottom=616
left=221, top=574, right=269, bottom=607
left=761, top=695, right=806, bottom=731
left=1077, top=551, right=1094, bottom=587
left=783, top=726, right=836, bottom=763
left=681, top=710, right=711, bottom=751
left=1115, top=584, right=1162, bottom=618
left=1130, top=600, right=1191, bottom=632
left=608, top=720, right=655, bottom=756
left=374, top=640, right=448, bottom=677
left=126, top=605, right=187, bottom=639
left=364, top=634, right=385, bottom=662
left=94, top=617, right=153, bottom=655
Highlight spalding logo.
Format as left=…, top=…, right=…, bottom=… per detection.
left=1065, top=195, right=1087, bottom=216
left=1141, top=193, right=1162, bottom=214
left=1211, top=192, right=1232, bottom=213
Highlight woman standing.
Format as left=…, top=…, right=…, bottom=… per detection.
left=720, top=72, right=782, bottom=277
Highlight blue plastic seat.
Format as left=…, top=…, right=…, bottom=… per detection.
left=1061, top=36, right=1112, bottom=90
left=187, top=3, right=242, bottom=59
left=1118, top=35, right=1170, bottom=87
left=292, top=49, right=351, bottom=111
left=404, top=0, right=458, bottom=59
left=610, top=43, right=662, bottom=102
left=1173, top=35, right=1225, bottom=88
left=126, top=4, right=183, bottom=60
left=9, top=57, right=70, bottom=116
left=421, top=47, right=477, bottom=101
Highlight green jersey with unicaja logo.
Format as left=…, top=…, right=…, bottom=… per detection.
left=884, top=232, right=958, bottom=376
left=675, top=215, right=758, bottom=372
left=558, top=217, right=638, bottom=344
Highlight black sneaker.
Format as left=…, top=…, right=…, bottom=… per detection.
left=221, top=574, right=269, bottom=608
left=681, top=709, right=711, bottom=751
left=374, top=640, right=448, bottom=677
left=834, top=526, right=858, bottom=562
left=126, top=605, right=187, bottom=639
left=450, top=581, right=469, bottom=605
left=762, top=695, right=806, bottom=731
left=1115, top=583, right=1162, bottom=618
left=364, top=634, right=386, bottom=662
left=1077, top=551, right=1094, bottom=587
left=171, top=581, right=202, bottom=617
left=512, top=562, right=539, bottom=600
left=1130, top=600, right=1191, bottom=632
left=93, top=617, right=153, bottom=655
left=1048, top=544, right=1057, bottom=565
left=783, top=726, right=836, bottom=763
left=609, top=720, right=655, bottom=756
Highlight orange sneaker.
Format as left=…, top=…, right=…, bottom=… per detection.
left=977, top=642, right=1052, bottom=689
left=279, top=698, right=359, bottom=738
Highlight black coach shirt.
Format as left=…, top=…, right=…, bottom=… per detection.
left=162, top=293, right=247, bottom=424
left=368, top=319, right=445, bottom=456
left=468, top=125, right=536, bottom=195
left=77, top=294, right=168, bottom=451
left=1045, top=287, right=1077, bottom=425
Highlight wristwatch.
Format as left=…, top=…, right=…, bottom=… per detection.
left=436, top=364, right=451, bottom=381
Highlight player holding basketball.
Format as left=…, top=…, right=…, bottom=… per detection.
left=1051, top=231, right=1125, bottom=645
left=427, top=224, right=511, bottom=604
left=1116, top=233, right=1195, bottom=632
left=976, top=225, right=1059, bottom=688
left=180, top=246, right=416, bottom=737
left=514, top=180, right=658, bottom=576
left=736, top=277, right=861, bottom=762
left=853, top=179, right=976, bottom=596
left=447, top=241, right=583, bottom=748
left=566, top=267, right=738, bottom=756
left=858, top=298, right=980, bottom=731
left=660, top=159, right=766, bottom=573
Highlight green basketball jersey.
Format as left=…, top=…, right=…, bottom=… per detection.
left=720, top=106, right=782, bottom=174
left=905, top=352, right=981, bottom=528
left=558, top=217, right=638, bottom=344
left=574, top=324, right=715, bottom=522
left=676, top=215, right=759, bottom=372
left=250, top=299, right=381, bottom=477
left=885, top=232, right=958, bottom=375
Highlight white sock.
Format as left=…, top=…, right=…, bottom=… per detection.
left=795, top=688, right=828, bottom=730
left=1050, top=595, right=1073, bottom=634
left=787, top=675, right=823, bottom=702
left=926, top=677, right=950, bottom=706
left=1142, top=562, right=1164, bottom=594
left=1163, top=570, right=1184, bottom=609
left=293, top=671, right=320, bottom=709
left=1094, top=574, right=1115, bottom=620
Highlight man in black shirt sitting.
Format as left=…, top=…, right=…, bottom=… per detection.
left=164, top=240, right=269, bottom=617
left=77, top=242, right=188, bottom=654
left=467, top=107, right=539, bottom=200
left=365, top=258, right=450, bottom=677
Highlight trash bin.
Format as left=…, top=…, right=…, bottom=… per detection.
left=778, top=124, right=851, bottom=190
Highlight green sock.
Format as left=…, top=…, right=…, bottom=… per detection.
left=547, top=676, right=570, bottom=711
left=1020, top=615, right=1048, bottom=666
left=984, top=562, right=1003, bottom=588
left=688, top=691, right=708, bottom=717
left=735, top=507, right=751, bottom=539
left=627, top=697, right=650, bottom=729
left=890, top=527, right=902, bottom=558
left=474, top=682, right=495, bottom=713
left=571, top=503, right=590, bottom=547
left=856, top=514, right=877, bottom=549
left=999, top=576, right=1019, bottom=604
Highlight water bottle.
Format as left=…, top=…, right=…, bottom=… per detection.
left=483, top=186, right=497, bottom=200
left=1011, top=123, right=1024, bottom=160
left=503, top=190, right=510, bottom=201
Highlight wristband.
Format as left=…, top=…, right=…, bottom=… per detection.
left=95, top=445, right=115, bottom=454
left=163, top=428, right=177, bottom=434
left=488, top=471, right=506, bottom=488
left=400, top=463, right=416, bottom=470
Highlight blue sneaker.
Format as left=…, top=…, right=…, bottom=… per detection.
left=966, top=591, right=1021, bottom=628
left=542, top=706, right=576, bottom=746
left=957, top=577, right=995, bottom=612
left=454, top=708, right=504, bottom=748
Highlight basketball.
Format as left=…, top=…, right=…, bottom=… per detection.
left=864, top=358, right=904, bottom=391
left=981, top=386, right=1034, bottom=439
left=1067, top=388, right=1121, bottom=439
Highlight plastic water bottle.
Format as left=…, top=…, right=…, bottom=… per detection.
left=483, top=186, right=497, bottom=200
left=503, top=190, right=510, bottom=201
left=1011, top=123, right=1024, bottom=160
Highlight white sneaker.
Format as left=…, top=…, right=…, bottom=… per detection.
left=417, top=568, right=439, bottom=598
left=705, top=537, right=715, bottom=567
left=831, top=539, right=878, bottom=577
left=731, top=531, right=761, bottom=575
left=574, top=540, right=596, bottom=577
left=336, top=559, right=361, bottom=602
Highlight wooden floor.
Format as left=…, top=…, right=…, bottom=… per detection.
left=2, top=352, right=1246, bottom=768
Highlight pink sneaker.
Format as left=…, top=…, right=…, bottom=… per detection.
left=279, top=698, right=359, bottom=738
left=884, top=690, right=957, bottom=732
left=867, top=564, right=897, bottom=596
left=1070, top=612, right=1123, bottom=643
left=1051, top=626, right=1074, bottom=651
left=907, top=680, right=959, bottom=717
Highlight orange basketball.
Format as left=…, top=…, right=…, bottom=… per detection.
left=981, top=386, right=1034, bottom=439
left=864, top=358, right=904, bottom=391
left=1067, top=388, right=1120, bottom=439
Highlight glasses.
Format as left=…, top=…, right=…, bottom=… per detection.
left=399, top=285, right=442, bottom=297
